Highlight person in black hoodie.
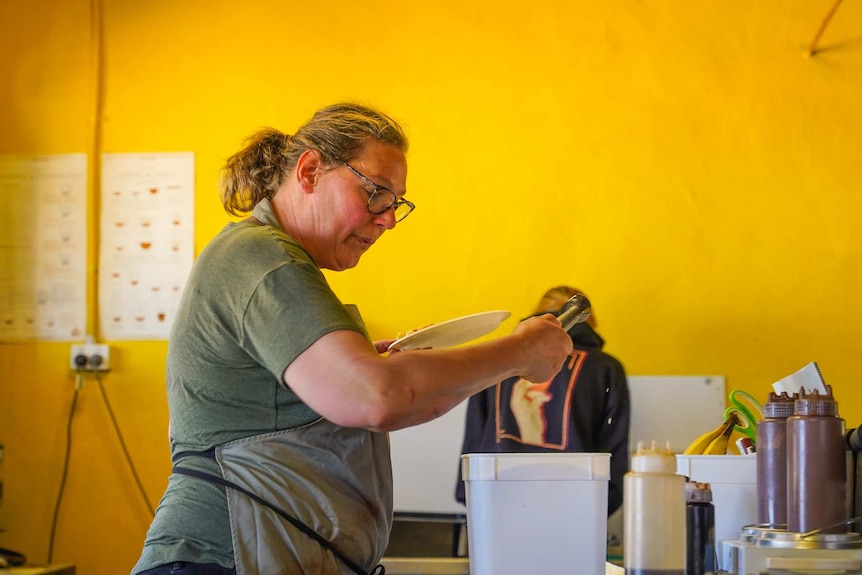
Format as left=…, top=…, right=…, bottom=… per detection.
left=455, top=286, right=630, bottom=516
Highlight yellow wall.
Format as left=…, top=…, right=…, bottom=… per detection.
left=2, top=1, right=861, bottom=572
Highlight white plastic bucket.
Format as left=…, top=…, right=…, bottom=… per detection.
left=461, top=453, right=610, bottom=575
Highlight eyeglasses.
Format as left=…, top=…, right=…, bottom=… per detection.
left=341, top=162, right=415, bottom=223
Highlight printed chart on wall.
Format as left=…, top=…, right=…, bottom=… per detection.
left=0, top=154, right=88, bottom=341
left=99, top=152, right=194, bottom=340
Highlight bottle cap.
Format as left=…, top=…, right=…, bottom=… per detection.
left=631, top=440, right=676, bottom=473
left=762, top=391, right=797, bottom=418
left=794, top=385, right=838, bottom=416
left=685, top=481, right=713, bottom=503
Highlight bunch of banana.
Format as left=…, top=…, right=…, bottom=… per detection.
left=682, top=412, right=741, bottom=455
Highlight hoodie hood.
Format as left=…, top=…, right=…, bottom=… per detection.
left=524, top=311, right=605, bottom=350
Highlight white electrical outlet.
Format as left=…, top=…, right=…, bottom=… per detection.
left=69, top=342, right=111, bottom=371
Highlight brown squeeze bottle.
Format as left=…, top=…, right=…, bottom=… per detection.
left=756, top=391, right=796, bottom=528
left=786, top=385, right=847, bottom=534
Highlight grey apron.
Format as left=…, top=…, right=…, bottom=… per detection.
left=174, top=418, right=392, bottom=575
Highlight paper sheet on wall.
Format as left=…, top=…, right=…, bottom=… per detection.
left=0, top=154, right=88, bottom=341
left=99, top=152, right=195, bottom=340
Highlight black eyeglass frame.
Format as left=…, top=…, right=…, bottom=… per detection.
left=340, top=162, right=415, bottom=223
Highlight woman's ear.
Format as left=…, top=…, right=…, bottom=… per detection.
left=295, top=149, right=321, bottom=192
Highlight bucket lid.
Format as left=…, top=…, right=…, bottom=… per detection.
left=461, top=452, right=611, bottom=482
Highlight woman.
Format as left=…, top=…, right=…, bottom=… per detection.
left=131, top=103, right=572, bottom=575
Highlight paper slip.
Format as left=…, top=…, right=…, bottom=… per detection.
left=772, top=361, right=828, bottom=396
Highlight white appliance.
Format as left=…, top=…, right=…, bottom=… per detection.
left=724, top=527, right=862, bottom=574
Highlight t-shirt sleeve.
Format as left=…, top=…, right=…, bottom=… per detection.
left=239, top=261, right=369, bottom=380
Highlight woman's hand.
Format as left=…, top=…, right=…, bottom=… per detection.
left=374, top=339, right=396, bottom=354
left=508, top=314, right=573, bottom=383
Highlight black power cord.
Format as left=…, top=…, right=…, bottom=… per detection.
left=93, top=368, right=155, bottom=516
left=47, top=371, right=82, bottom=564
left=48, top=362, right=155, bottom=563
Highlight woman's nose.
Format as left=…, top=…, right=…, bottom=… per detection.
left=374, top=208, right=397, bottom=229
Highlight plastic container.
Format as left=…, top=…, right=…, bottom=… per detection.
left=756, top=391, right=796, bottom=527
left=461, top=452, right=610, bottom=575
left=676, top=454, right=757, bottom=572
left=686, top=481, right=716, bottom=575
left=787, top=385, right=847, bottom=534
left=625, top=442, right=686, bottom=575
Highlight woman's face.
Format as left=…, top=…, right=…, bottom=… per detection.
left=312, top=140, right=408, bottom=271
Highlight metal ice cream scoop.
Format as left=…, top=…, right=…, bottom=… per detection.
left=557, top=293, right=591, bottom=331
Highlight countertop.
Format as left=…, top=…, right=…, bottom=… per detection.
left=380, top=557, right=624, bottom=574
left=0, top=565, right=75, bottom=575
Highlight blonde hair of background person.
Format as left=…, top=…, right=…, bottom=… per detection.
left=132, top=102, right=574, bottom=575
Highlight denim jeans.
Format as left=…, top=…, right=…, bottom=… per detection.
left=137, top=562, right=235, bottom=575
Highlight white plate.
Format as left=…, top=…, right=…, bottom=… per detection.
left=388, top=310, right=512, bottom=352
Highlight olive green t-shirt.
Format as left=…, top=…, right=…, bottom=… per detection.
left=132, top=199, right=369, bottom=573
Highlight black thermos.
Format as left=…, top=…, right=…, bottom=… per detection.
left=686, top=481, right=715, bottom=575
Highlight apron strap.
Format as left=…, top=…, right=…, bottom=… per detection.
left=173, top=465, right=385, bottom=575
left=171, top=448, right=216, bottom=463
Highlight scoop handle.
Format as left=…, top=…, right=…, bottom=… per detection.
left=557, top=293, right=591, bottom=331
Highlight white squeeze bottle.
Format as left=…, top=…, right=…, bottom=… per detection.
left=624, top=441, right=686, bottom=575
